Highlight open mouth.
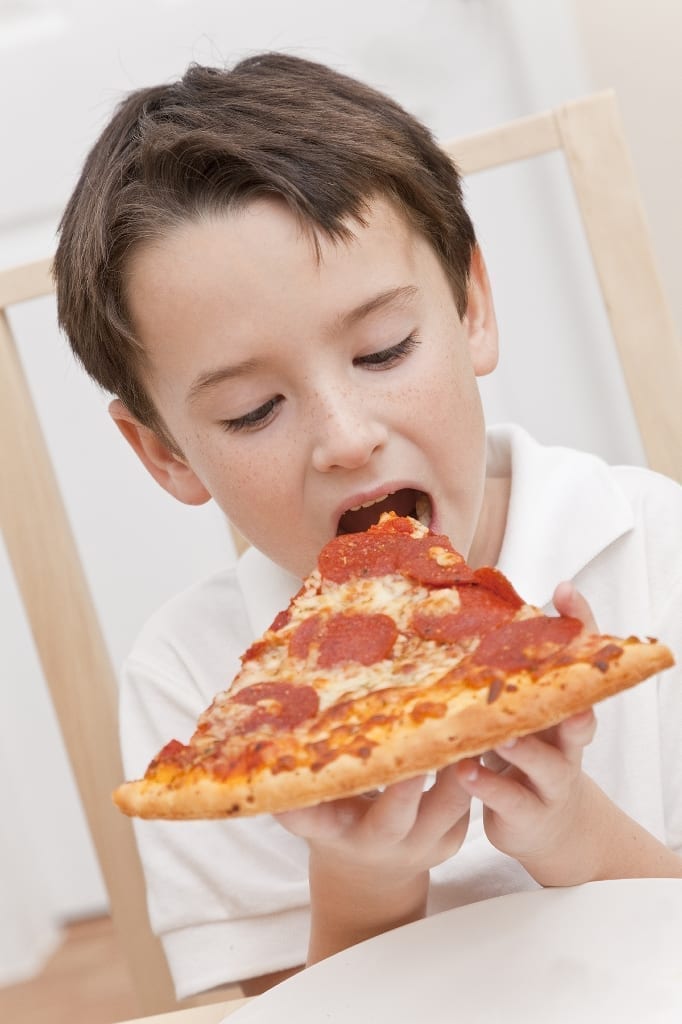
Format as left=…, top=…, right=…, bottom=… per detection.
left=337, top=488, right=432, bottom=535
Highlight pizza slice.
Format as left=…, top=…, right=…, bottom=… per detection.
left=113, top=513, right=674, bottom=819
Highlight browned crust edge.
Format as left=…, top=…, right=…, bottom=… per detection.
left=113, top=640, right=674, bottom=819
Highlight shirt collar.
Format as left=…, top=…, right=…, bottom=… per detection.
left=236, top=423, right=636, bottom=636
left=490, top=423, right=634, bottom=609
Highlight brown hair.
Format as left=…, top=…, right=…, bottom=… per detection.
left=54, top=52, right=476, bottom=440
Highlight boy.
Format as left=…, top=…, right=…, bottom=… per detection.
left=54, top=53, right=682, bottom=998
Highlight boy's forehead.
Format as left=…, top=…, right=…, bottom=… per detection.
left=126, top=194, right=430, bottom=338
left=132, top=193, right=419, bottom=278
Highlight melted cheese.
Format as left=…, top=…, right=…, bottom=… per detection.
left=228, top=573, right=473, bottom=713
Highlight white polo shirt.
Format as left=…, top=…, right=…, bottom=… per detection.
left=119, top=424, right=682, bottom=997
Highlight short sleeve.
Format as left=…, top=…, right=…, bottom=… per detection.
left=118, top=572, right=311, bottom=996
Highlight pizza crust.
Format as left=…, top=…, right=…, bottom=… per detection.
left=113, top=636, right=673, bottom=819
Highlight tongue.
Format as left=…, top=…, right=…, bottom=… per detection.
left=338, top=488, right=419, bottom=534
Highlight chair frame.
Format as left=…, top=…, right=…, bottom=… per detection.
left=0, top=263, right=177, bottom=1011
left=1, top=90, right=681, bottom=1016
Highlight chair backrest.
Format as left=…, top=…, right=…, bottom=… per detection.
left=444, top=90, right=682, bottom=483
left=0, top=262, right=177, bottom=1013
left=1, top=90, right=680, bottom=1016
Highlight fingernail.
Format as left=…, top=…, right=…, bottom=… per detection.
left=466, top=764, right=478, bottom=782
left=498, top=737, right=517, bottom=751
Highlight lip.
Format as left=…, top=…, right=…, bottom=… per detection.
left=332, top=482, right=436, bottom=534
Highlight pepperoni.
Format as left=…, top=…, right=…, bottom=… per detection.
left=412, top=581, right=518, bottom=643
left=399, top=536, right=473, bottom=586
left=319, top=527, right=474, bottom=587
left=472, top=566, right=524, bottom=608
left=269, top=608, right=291, bottom=632
left=241, top=639, right=269, bottom=664
left=318, top=612, right=397, bottom=668
left=150, top=738, right=193, bottom=770
left=231, top=681, right=319, bottom=731
left=289, top=614, right=323, bottom=659
left=373, top=515, right=416, bottom=535
left=318, top=532, right=403, bottom=582
left=472, top=616, right=583, bottom=671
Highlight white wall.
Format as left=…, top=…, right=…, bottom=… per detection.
left=572, top=0, right=682, bottom=339
left=1, top=0, right=671, bottom=983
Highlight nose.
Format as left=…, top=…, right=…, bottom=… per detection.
left=310, top=388, right=388, bottom=473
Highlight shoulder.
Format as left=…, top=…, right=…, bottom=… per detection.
left=120, top=567, right=254, bottom=765
left=132, top=565, right=250, bottom=659
left=128, top=566, right=253, bottom=687
left=495, top=422, right=682, bottom=533
left=609, top=461, right=682, bottom=519
left=609, top=463, right=682, bottom=610
left=492, top=424, right=682, bottom=619
left=128, top=564, right=256, bottom=687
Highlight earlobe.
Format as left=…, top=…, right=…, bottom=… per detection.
left=108, top=399, right=211, bottom=506
left=463, top=246, right=499, bottom=377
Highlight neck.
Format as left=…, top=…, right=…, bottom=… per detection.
left=467, top=473, right=511, bottom=569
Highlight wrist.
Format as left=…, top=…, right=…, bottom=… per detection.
left=520, top=777, right=682, bottom=887
left=518, top=774, right=602, bottom=887
left=307, top=850, right=429, bottom=964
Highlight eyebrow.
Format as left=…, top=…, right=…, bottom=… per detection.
left=187, top=356, right=264, bottom=405
left=334, top=285, right=419, bottom=332
left=187, top=284, right=419, bottom=405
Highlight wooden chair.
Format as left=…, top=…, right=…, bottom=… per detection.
left=1, top=90, right=681, bottom=1017
left=444, top=90, right=682, bottom=483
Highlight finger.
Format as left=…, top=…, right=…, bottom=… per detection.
left=491, top=732, right=582, bottom=802
left=554, top=708, right=597, bottom=757
left=437, top=810, right=472, bottom=857
left=276, top=796, right=365, bottom=839
left=411, top=763, right=471, bottom=839
left=552, top=581, right=599, bottom=633
left=481, top=749, right=510, bottom=774
left=455, top=757, right=537, bottom=818
left=361, top=774, right=427, bottom=842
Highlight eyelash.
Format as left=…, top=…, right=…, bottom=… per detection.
left=354, top=331, right=420, bottom=368
left=220, top=396, right=282, bottom=434
left=220, top=332, right=420, bottom=433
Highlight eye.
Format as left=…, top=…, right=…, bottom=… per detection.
left=219, top=395, right=282, bottom=433
left=354, top=332, right=420, bottom=369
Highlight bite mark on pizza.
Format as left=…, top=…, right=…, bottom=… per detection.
left=113, top=513, right=675, bottom=819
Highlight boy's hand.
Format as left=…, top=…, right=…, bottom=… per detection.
left=278, top=764, right=470, bottom=872
left=277, top=765, right=471, bottom=962
left=455, top=582, right=602, bottom=886
left=456, top=708, right=597, bottom=885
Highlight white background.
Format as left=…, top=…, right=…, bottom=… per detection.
left=1, top=0, right=679, bottom=984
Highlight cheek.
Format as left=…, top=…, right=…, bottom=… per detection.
left=192, top=435, right=299, bottom=521
left=411, top=343, right=479, bottom=426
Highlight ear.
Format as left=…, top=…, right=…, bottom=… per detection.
left=109, top=399, right=211, bottom=506
left=462, top=245, right=499, bottom=377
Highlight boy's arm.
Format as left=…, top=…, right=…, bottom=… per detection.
left=456, top=582, right=682, bottom=885
left=239, top=967, right=302, bottom=996
left=277, top=765, right=471, bottom=964
left=457, top=710, right=682, bottom=885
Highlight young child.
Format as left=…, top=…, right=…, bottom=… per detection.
left=53, top=53, right=682, bottom=998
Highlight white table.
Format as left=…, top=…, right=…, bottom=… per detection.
left=120, top=878, right=682, bottom=1024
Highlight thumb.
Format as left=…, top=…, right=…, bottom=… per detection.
left=552, top=581, right=599, bottom=633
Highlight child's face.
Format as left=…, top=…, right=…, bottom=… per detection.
left=119, top=195, right=498, bottom=577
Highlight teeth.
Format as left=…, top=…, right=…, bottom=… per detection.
left=415, top=493, right=432, bottom=527
left=347, top=491, right=393, bottom=512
